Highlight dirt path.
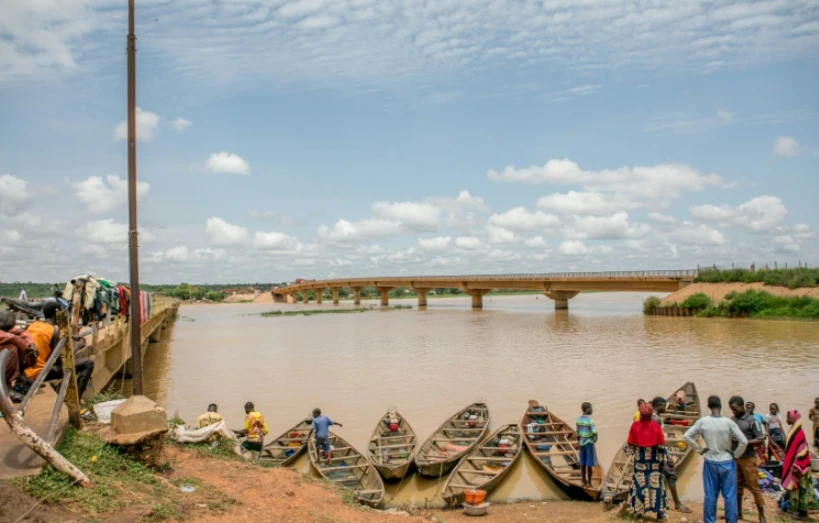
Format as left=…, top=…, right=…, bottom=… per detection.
left=661, top=282, right=819, bottom=305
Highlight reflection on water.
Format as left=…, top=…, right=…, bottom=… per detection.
left=138, top=293, right=819, bottom=507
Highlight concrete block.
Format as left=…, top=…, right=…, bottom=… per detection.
left=111, top=395, right=167, bottom=436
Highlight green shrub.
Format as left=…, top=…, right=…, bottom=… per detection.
left=694, top=267, right=819, bottom=288
left=680, top=293, right=712, bottom=310
left=718, top=290, right=819, bottom=319
left=643, top=296, right=661, bottom=314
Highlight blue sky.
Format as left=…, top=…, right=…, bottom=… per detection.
left=1, top=0, right=818, bottom=283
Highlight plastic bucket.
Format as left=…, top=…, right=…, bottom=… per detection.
left=464, top=489, right=487, bottom=505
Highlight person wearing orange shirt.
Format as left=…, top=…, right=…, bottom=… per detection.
left=24, top=302, right=95, bottom=397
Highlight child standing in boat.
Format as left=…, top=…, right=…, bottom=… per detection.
left=576, top=402, right=598, bottom=488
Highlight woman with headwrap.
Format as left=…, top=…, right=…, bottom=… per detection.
left=627, top=402, right=669, bottom=521
left=782, top=410, right=813, bottom=520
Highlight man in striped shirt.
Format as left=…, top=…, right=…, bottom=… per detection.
left=576, top=402, right=598, bottom=488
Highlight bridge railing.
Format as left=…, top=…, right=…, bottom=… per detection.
left=273, top=269, right=699, bottom=291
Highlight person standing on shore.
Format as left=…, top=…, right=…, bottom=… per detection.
left=626, top=402, right=668, bottom=521
left=236, top=401, right=268, bottom=453
left=766, top=403, right=786, bottom=453
left=809, top=398, right=819, bottom=449
left=729, top=396, right=768, bottom=523
left=651, top=397, right=692, bottom=513
left=312, top=408, right=343, bottom=465
left=576, top=402, right=598, bottom=489
left=684, top=395, right=747, bottom=523
left=782, top=410, right=813, bottom=520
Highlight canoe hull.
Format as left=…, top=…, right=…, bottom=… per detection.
left=308, top=432, right=385, bottom=508
left=375, top=461, right=413, bottom=481
left=260, top=418, right=312, bottom=467
left=442, top=424, right=523, bottom=506
left=416, top=402, right=490, bottom=478
left=367, top=410, right=417, bottom=482
left=521, top=400, right=603, bottom=501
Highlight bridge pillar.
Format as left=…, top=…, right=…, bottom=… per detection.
left=466, top=290, right=489, bottom=309
left=302, top=292, right=309, bottom=304
left=379, top=288, right=393, bottom=307
left=544, top=290, right=579, bottom=310
left=331, top=289, right=340, bottom=305
left=416, top=289, right=428, bottom=307
left=272, top=293, right=285, bottom=303
left=351, top=287, right=362, bottom=306
left=315, top=290, right=323, bottom=305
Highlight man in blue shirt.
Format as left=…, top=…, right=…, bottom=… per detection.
left=312, top=408, right=343, bottom=465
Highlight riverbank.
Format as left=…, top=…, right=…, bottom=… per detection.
left=2, top=433, right=720, bottom=523
left=654, top=282, right=819, bottom=319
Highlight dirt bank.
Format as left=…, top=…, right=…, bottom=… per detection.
left=661, top=282, right=819, bottom=306
left=4, top=443, right=792, bottom=523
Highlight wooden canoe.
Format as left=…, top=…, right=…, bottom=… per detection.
left=259, top=417, right=312, bottom=466
left=415, top=402, right=490, bottom=477
left=521, top=400, right=603, bottom=500
left=600, top=382, right=702, bottom=502
left=308, top=431, right=385, bottom=508
left=442, top=423, right=523, bottom=506
left=367, top=410, right=417, bottom=481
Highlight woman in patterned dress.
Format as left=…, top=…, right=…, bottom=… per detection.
left=627, top=402, right=669, bottom=521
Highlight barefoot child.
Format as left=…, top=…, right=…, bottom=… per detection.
left=576, top=402, right=598, bottom=488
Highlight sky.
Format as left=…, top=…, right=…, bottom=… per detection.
left=0, top=0, right=818, bottom=284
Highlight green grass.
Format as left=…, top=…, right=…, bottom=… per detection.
left=694, top=267, right=819, bottom=289
left=15, top=428, right=168, bottom=517
left=694, top=289, right=819, bottom=319
left=261, top=305, right=412, bottom=317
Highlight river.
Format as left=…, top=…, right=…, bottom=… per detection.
left=139, top=292, right=819, bottom=508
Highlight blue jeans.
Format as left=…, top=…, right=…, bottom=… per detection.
left=703, top=460, right=737, bottom=523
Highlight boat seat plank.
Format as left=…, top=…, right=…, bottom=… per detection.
left=320, top=464, right=370, bottom=472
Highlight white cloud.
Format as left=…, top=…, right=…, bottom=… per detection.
left=454, top=190, right=486, bottom=210
left=165, top=246, right=190, bottom=262
left=318, top=218, right=402, bottom=241
left=648, top=212, right=677, bottom=224
left=537, top=191, right=633, bottom=216
left=4, top=229, right=21, bottom=243
left=193, top=248, right=227, bottom=261
left=773, top=136, right=800, bottom=157
left=486, top=225, right=518, bottom=244
left=204, top=152, right=251, bottom=175
left=489, top=159, right=725, bottom=203
left=4, top=0, right=818, bottom=90
left=455, top=236, right=482, bottom=250
left=114, top=107, right=160, bottom=142
left=717, top=109, right=733, bottom=122
left=170, top=117, right=192, bottom=132
left=524, top=236, right=548, bottom=248
left=689, top=195, right=787, bottom=232
left=78, top=218, right=155, bottom=245
left=487, top=249, right=521, bottom=261
left=0, top=174, right=33, bottom=216
left=418, top=236, right=452, bottom=251
left=253, top=231, right=299, bottom=250
left=72, top=175, right=150, bottom=214
left=773, top=235, right=800, bottom=254
left=488, top=207, right=561, bottom=232
left=206, top=217, right=249, bottom=245
left=567, top=212, right=651, bottom=240
left=371, top=201, right=441, bottom=231
left=674, top=222, right=725, bottom=245
left=559, top=240, right=587, bottom=255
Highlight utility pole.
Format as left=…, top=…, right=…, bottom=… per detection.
left=127, top=0, right=143, bottom=395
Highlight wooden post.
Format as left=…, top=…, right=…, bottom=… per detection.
left=56, top=311, right=82, bottom=429
left=91, top=323, right=99, bottom=356
left=70, top=281, right=84, bottom=336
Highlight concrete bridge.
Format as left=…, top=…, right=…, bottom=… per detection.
left=0, top=295, right=178, bottom=479
left=271, top=270, right=697, bottom=310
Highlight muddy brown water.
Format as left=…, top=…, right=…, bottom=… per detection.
left=134, top=293, right=819, bottom=508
